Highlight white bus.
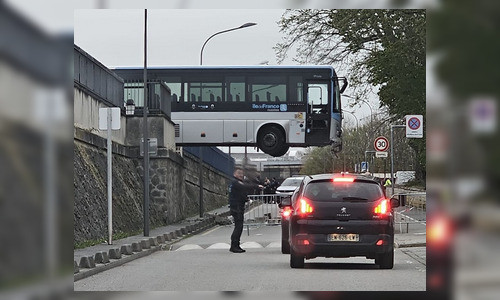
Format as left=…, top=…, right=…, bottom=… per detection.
left=118, top=66, right=347, bottom=157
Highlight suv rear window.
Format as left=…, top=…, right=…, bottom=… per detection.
left=303, top=180, right=383, bottom=202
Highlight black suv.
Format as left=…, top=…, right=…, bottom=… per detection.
left=286, top=173, right=399, bottom=269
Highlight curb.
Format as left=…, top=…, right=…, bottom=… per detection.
left=74, top=213, right=226, bottom=281
left=395, top=242, right=426, bottom=248
left=74, top=245, right=162, bottom=281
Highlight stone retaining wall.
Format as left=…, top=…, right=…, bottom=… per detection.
left=74, top=136, right=230, bottom=246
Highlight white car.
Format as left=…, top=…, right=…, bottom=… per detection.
left=276, top=176, right=305, bottom=195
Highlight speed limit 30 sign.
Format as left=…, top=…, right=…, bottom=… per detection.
left=374, top=136, right=389, bottom=152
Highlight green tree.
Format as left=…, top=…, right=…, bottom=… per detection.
left=301, top=115, right=417, bottom=178
left=276, top=9, right=426, bottom=181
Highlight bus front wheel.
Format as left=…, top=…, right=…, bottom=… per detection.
left=258, top=126, right=287, bottom=157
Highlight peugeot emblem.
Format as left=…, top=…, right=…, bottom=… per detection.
left=341, top=207, right=347, bottom=213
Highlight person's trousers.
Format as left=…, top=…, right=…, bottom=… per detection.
left=230, top=206, right=244, bottom=247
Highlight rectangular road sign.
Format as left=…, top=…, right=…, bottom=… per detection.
left=406, top=115, right=423, bottom=138
left=99, top=107, right=121, bottom=130
left=376, top=151, right=388, bottom=158
left=361, top=161, right=368, bottom=172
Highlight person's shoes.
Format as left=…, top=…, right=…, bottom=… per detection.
left=229, top=247, right=246, bottom=253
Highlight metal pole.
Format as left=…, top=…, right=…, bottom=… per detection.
left=365, top=150, right=376, bottom=172
left=199, top=148, right=204, bottom=218
left=44, top=99, right=56, bottom=278
left=390, top=125, right=406, bottom=196
left=228, top=146, right=232, bottom=176
left=143, top=9, right=150, bottom=237
left=107, top=108, right=113, bottom=244
left=390, top=125, right=394, bottom=196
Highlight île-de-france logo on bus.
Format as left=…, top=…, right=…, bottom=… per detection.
left=251, top=103, right=287, bottom=112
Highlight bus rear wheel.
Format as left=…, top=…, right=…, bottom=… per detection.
left=258, top=126, right=287, bottom=157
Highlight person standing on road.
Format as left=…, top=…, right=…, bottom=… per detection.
left=228, top=167, right=263, bottom=253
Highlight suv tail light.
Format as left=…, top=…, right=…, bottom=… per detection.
left=282, top=206, right=292, bottom=218
left=374, top=199, right=390, bottom=215
left=428, top=213, right=453, bottom=248
left=299, top=197, right=314, bottom=215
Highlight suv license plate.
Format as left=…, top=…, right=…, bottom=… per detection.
left=327, top=234, right=359, bottom=242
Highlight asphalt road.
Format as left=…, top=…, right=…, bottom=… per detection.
left=74, top=224, right=426, bottom=291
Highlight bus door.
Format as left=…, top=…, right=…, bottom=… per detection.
left=305, top=81, right=330, bottom=145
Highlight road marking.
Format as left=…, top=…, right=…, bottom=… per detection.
left=241, top=242, right=263, bottom=249
left=176, top=244, right=203, bottom=251
left=206, top=243, right=230, bottom=250
left=266, top=242, right=281, bottom=248
left=201, top=226, right=221, bottom=236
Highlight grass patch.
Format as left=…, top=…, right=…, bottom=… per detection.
left=74, top=229, right=143, bottom=249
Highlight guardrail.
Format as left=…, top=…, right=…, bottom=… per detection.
left=393, top=192, right=426, bottom=233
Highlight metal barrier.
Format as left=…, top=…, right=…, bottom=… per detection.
left=393, top=192, right=426, bottom=233
left=240, top=194, right=288, bottom=235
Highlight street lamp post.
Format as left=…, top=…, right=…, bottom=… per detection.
left=344, top=94, right=373, bottom=124
left=200, top=23, right=257, bottom=65
left=198, top=22, right=257, bottom=217
left=343, top=110, right=359, bottom=130
left=342, top=110, right=360, bottom=172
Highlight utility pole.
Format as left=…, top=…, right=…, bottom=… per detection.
left=143, top=9, right=150, bottom=236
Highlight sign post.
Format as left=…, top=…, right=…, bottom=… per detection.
left=99, top=107, right=121, bottom=244
left=390, top=125, right=406, bottom=195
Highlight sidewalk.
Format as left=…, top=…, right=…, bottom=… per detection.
left=394, top=232, right=426, bottom=248
left=74, top=205, right=231, bottom=281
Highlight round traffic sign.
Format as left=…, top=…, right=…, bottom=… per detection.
left=374, top=136, right=389, bottom=152
left=408, top=117, right=421, bottom=130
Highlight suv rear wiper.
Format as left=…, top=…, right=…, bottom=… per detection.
left=342, top=196, right=368, bottom=201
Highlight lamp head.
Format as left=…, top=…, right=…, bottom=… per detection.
left=239, top=22, right=257, bottom=28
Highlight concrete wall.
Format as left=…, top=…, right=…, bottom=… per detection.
left=74, top=88, right=176, bottom=150
left=74, top=88, right=127, bottom=145
left=125, top=116, right=176, bottom=150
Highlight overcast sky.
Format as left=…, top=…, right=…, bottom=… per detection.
left=75, top=10, right=289, bottom=67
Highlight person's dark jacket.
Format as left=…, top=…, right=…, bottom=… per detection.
left=229, top=177, right=259, bottom=209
